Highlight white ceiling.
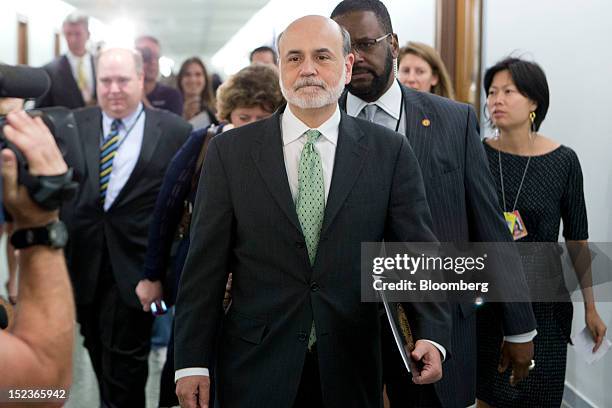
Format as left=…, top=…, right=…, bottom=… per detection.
left=66, top=0, right=270, bottom=63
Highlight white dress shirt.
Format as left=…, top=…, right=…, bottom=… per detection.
left=347, top=83, right=537, bottom=344
left=66, top=51, right=95, bottom=102
left=101, top=103, right=146, bottom=211
left=281, top=104, right=339, bottom=203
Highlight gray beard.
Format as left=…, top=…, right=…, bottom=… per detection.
left=280, top=69, right=346, bottom=109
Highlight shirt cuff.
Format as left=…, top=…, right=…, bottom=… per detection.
left=504, top=329, right=538, bottom=343
left=175, top=367, right=210, bottom=382
left=422, top=339, right=446, bottom=361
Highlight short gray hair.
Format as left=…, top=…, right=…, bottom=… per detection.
left=96, top=48, right=144, bottom=75
left=276, top=23, right=352, bottom=58
left=63, top=11, right=89, bottom=30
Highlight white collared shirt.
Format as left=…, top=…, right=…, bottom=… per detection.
left=66, top=51, right=95, bottom=102
left=347, top=79, right=402, bottom=122
left=101, top=103, right=146, bottom=211
left=281, top=104, right=340, bottom=204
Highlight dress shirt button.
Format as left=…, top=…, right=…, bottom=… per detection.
left=298, top=332, right=307, bottom=342
left=310, top=282, right=320, bottom=292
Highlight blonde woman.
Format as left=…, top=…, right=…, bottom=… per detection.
left=397, top=41, right=454, bottom=99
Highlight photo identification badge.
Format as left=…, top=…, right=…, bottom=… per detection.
left=504, top=210, right=528, bottom=240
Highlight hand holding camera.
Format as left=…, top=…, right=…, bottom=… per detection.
left=1, top=111, right=67, bottom=228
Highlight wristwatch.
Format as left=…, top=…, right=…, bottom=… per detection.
left=10, top=220, right=68, bottom=249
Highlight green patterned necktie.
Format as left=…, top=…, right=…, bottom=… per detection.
left=296, top=129, right=325, bottom=351
left=296, top=129, right=325, bottom=265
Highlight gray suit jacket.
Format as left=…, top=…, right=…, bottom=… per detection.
left=340, top=84, right=537, bottom=407
left=70, top=107, right=191, bottom=309
left=174, top=107, right=451, bottom=408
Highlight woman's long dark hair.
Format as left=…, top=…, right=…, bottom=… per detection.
left=176, top=57, right=216, bottom=114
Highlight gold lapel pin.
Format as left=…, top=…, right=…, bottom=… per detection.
left=421, top=119, right=431, bottom=127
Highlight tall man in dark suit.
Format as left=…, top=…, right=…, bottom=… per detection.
left=174, top=15, right=451, bottom=408
left=331, top=1, right=537, bottom=407
left=70, top=47, right=191, bottom=407
left=38, top=12, right=96, bottom=109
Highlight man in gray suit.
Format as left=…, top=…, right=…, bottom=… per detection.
left=174, top=15, right=450, bottom=408
left=331, top=1, right=537, bottom=407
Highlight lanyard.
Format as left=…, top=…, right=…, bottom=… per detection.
left=100, top=108, right=145, bottom=150
left=498, top=150, right=531, bottom=213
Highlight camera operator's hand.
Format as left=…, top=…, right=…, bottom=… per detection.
left=1, top=110, right=67, bottom=228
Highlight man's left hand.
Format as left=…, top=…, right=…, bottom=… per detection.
left=498, top=340, right=534, bottom=386
left=135, top=279, right=163, bottom=312
left=410, top=340, right=443, bottom=384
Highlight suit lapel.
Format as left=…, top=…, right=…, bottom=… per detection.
left=320, top=112, right=367, bottom=237
left=401, top=84, right=438, bottom=178
left=110, top=108, right=162, bottom=208
left=251, top=111, right=302, bottom=234
left=60, top=55, right=85, bottom=106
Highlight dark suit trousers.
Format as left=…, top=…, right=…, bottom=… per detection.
left=77, top=251, right=154, bottom=408
left=292, top=348, right=324, bottom=408
left=381, top=317, right=442, bottom=408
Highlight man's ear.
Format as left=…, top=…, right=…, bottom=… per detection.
left=345, top=53, right=355, bottom=84
left=391, top=34, right=400, bottom=59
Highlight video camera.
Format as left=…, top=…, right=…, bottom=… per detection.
left=0, top=64, right=78, bottom=210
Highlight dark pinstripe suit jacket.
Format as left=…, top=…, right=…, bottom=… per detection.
left=340, top=84, right=537, bottom=408
left=174, top=108, right=451, bottom=407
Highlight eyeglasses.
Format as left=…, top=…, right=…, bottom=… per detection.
left=351, top=33, right=392, bottom=54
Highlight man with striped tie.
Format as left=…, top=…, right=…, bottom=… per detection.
left=70, top=47, right=191, bottom=407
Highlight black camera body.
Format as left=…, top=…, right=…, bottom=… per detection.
left=0, top=64, right=79, bottom=210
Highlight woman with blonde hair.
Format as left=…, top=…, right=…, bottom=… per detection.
left=397, top=41, right=455, bottom=99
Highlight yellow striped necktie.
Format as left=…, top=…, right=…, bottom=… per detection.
left=77, top=57, right=87, bottom=90
left=100, top=119, right=121, bottom=201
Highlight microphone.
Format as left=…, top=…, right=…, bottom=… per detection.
left=0, top=64, right=51, bottom=99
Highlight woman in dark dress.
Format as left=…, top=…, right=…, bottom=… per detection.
left=136, top=63, right=284, bottom=407
left=477, top=57, right=607, bottom=407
